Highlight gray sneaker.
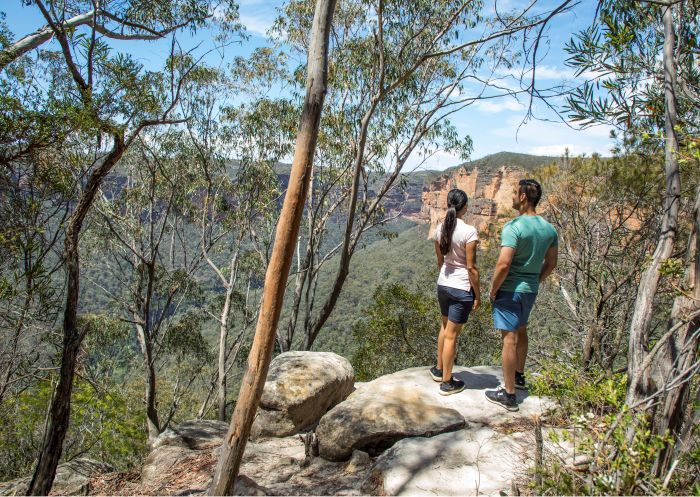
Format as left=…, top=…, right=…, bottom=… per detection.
left=485, top=387, right=519, bottom=411
left=515, top=371, right=528, bottom=391
left=429, top=366, right=443, bottom=382
left=440, top=378, right=465, bottom=396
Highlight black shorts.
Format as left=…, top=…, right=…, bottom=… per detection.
left=437, top=285, right=474, bottom=324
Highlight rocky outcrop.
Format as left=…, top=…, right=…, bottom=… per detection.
left=422, top=165, right=526, bottom=235
left=316, top=366, right=553, bottom=462
left=103, top=420, right=370, bottom=495
left=0, top=459, right=114, bottom=496
left=251, top=351, right=355, bottom=439
left=79, top=363, right=563, bottom=496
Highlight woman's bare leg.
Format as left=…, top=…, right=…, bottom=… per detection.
left=436, top=316, right=448, bottom=369
left=442, top=320, right=463, bottom=382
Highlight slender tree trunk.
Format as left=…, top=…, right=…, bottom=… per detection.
left=27, top=138, right=125, bottom=495
left=208, top=1, right=336, bottom=492
left=282, top=241, right=313, bottom=351
left=626, top=3, right=680, bottom=408
left=652, top=183, right=700, bottom=477
left=135, top=321, right=161, bottom=440
left=218, top=284, right=234, bottom=421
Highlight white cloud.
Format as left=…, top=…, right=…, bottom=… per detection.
left=532, top=65, right=576, bottom=80
left=240, top=13, right=275, bottom=37
left=402, top=150, right=463, bottom=172
left=482, top=116, right=614, bottom=157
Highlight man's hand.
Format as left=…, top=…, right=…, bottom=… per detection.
left=489, top=288, right=498, bottom=302
left=473, top=298, right=481, bottom=311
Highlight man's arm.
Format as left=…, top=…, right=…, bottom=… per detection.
left=490, top=246, right=515, bottom=300
left=434, top=241, right=444, bottom=269
left=540, top=245, right=558, bottom=282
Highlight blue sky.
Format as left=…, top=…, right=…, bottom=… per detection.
left=4, top=0, right=613, bottom=170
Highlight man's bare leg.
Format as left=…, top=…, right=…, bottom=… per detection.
left=436, top=316, right=448, bottom=370
left=516, top=325, right=528, bottom=374
left=501, top=330, right=518, bottom=394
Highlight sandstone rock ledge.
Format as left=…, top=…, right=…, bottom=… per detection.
left=1, top=363, right=559, bottom=497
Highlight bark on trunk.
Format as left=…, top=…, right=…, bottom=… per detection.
left=218, top=285, right=233, bottom=421
left=625, top=3, right=681, bottom=408
left=0, top=11, right=94, bottom=71
left=208, top=1, right=336, bottom=493
left=135, top=321, right=161, bottom=440
left=652, top=183, right=700, bottom=477
left=27, top=138, right=125, bottom=496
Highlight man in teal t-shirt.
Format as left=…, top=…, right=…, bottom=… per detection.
left=485, top=179, right=558, bottom=411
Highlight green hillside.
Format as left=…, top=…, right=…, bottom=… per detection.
left=308, top=222, right=436, bottom=355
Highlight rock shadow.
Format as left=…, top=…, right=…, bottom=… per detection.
left=452, top=370, right=500, bottom=390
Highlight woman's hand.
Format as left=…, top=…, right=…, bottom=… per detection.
left=472, top=298, right=481, bottom=312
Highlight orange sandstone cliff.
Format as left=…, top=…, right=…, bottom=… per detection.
left=421, top=164, right=529, bottom=236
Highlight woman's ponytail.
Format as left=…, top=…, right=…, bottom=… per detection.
left=439, top=189, right=468, bottom=255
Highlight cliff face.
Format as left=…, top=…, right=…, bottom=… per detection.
left=421, top=165, right=528, bottom=235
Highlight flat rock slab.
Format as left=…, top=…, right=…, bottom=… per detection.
left=252, top=351, right=355, bottom=438
left=362, top=426, right=533, bottom=496
left=316, top=366, right=553, bottom=462
left=429, top=365, right=554, bottom=425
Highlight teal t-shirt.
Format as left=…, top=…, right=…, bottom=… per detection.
left=500, top=215, right=558, bottom=294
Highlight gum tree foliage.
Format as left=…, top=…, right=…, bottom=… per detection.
left=565, top=0, right=700, bottom=480
left=272, top=0, right=577, bottom=352
left=536, top=154, right=664, bottom=373
left=185, top=61, right=293, bottom=421
left=87, top=126, right=212, bottom=441
left=0, top=0, right=240, bottom=493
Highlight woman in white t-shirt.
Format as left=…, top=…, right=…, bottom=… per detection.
left=430, top=188, right=481, bottom=395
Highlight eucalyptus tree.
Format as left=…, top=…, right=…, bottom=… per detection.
left=565, top=0, right=700, bottom=478
left=1, top=1, right=241, bottom=493
left=88, top=128, right=211, bottom=440
left=272, top=0, right=577, bottom=351
left=540, top=155, right=667, bottom=373
left=0, top=55, right=74, bottom=410
left=187, top=60, right=292, bottom=421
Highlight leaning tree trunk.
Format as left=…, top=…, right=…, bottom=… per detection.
left=27, top=138, right=125, bottom=495
left=625, top=2, right=681, bottom=409
left=651, top=182, right=700, bottom=477
left=208, top=0, right=336, bottom=493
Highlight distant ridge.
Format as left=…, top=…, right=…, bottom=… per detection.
left=443, top=151, right=560, bottom=176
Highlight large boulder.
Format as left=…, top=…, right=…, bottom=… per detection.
left=0, top=459, right=113, bottom=496
left=316, top=365, right=554, bottom=462
left=251, top=351, right=354, bottom=438
left=316, top=369, right=468, bottom=461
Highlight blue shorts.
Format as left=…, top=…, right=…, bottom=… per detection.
left=492, top=290, right=537, bottom=331
left=437, top=285, right=474, bottom=324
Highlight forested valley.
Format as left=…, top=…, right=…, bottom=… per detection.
left=0, top=0, right=698, bottom=495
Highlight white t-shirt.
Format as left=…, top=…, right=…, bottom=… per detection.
left=433, top=219, right=479, bottom=291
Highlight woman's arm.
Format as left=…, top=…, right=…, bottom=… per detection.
left=434, top=241, right=444, bottom=269
left=465, top=240, right=481, bottom=310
